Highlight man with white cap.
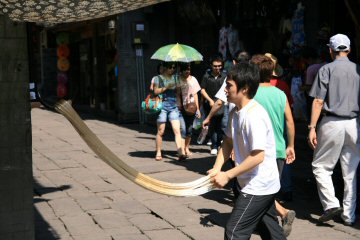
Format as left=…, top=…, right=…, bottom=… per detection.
left=308, top=33, right=360, bottom=226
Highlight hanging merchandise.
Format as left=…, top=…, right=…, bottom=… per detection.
left=291, top=2, right=305, bottom=52
left=255, top=0, right=267, bottom=27
left=218, top=24, right=241, bottom=60
left=218, top=26, right=227, bottom=60
left=57, top=72, right=68, bottom=84
left=227, top=24, right=241, bottom=59
left=57, top=44, right=70, bottom=58
left=56, top=32, right=70, bottom=45
left=57, top=57, right=70, bottom=72
left=56, top=32, right=70, bottom=98
left=291, top=75, right=307, bottom=121
left=57, top=84, right=67, bottom=98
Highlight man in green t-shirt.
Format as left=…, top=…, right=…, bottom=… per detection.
left=251, top=54, right=296, bottom=237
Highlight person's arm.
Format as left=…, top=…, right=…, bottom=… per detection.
left=207, top=136, right=233, bottom=177
left=153, top=77, right=166, bottom=95
left=308, top=98, right=323, bottom=149
left=212, top=150, right=264, bottom=188
left=284, top=100, right=295, bottom=164
left=194, top=93, right=201, bottom=118
left=176, top=84, right=182, bottom=108
left=150, top=76, right=156, bottom=92
left=154, top=85, right=168, bottom=95
left=200, top=89, right=214, bottom=106
left=202, top=99, right=224, bottom=127
left=212, top=110, right=268, bottom=188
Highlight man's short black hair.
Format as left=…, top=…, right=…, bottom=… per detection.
left=210, top=53, right=223, bottom=64
left=234, top=50, right=250, bottom=63
left=227, top=62, right=260, bottom=99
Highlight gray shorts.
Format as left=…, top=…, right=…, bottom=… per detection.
left=276, top=158, right=285, bottom=178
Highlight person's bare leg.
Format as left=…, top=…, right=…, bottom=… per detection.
left=185, top=137, right=192, bottom=156
left=276, top=200, right=296, bottom=237
left=275, top=200, right=288, bottom=218
left=170, top=120, right=185, bottom=156
left=156, top=122, right=165, bottom=160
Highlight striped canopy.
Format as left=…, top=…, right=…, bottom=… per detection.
left=0, top=0, right=168, bottom=24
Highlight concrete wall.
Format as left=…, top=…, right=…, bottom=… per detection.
left=116, top=4, right=175, bottom=123
left=0, top=16, right=34, bottom=240
left=116, top=11, right=144, bottom=122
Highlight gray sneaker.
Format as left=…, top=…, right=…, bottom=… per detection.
left=282, top=210, right=296, bottom=237
left=319, top=207, right=343, bottom=222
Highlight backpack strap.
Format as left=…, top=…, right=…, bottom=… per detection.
left=157, top=75, right=164, bottom=88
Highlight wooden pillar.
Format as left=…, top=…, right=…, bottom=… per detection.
left=0, top=16, right=34, bottom=240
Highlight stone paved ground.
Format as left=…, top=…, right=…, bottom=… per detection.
left=32, top=108, right=360, bottom=240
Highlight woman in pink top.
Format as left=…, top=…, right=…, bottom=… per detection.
left=178, top=63, right=201, bottom=156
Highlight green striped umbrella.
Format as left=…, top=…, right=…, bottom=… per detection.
left=151, top=43, right=203, bottom=62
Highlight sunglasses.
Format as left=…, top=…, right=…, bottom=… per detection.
left=167, top=66, right=176, bottom=69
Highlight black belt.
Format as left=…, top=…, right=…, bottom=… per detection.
left=322, top=112, right=356, bottom=119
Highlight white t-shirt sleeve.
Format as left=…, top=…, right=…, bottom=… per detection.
left=190, top=76, right=201, bottom=94
left=246, top=113, right=267, bottom=151
left=215, top=78, right=228, bottom=103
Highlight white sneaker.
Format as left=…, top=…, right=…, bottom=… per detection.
left=206, top=140, right=212, bottom=146
left=210, top=149, right=218, bottom=155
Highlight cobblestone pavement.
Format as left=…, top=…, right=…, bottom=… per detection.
left=32, top=108, right=360, bottom=240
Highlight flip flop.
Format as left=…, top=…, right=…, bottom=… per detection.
left=155, top=155, right=162, bottom=161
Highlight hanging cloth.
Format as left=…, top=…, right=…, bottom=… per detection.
left=227, top=25, right=241, bottom=59
left=218, top=26, right=228, bottom=60
left=291, top=4, right=305, bottom=47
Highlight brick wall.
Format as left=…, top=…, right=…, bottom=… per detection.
left=0, top=16, right=34, bottom=240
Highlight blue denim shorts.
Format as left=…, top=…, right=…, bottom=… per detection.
left=157, top=107, right=181, bottom=123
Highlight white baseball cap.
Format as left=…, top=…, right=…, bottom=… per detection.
left=327, top=34, right=350, bottom=51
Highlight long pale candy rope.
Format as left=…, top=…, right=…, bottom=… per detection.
left=55, top=100, right=215, bottom=196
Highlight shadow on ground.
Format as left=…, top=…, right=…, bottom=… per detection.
left=33, top=179, right=72, bottom=240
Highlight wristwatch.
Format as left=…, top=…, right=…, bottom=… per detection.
left=307, top=125, right=316, bottom=130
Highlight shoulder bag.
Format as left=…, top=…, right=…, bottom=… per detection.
left=141, top=76, right=163, bottom=114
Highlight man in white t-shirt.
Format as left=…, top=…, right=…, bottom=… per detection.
left=208, top=62, right=285, bottom=239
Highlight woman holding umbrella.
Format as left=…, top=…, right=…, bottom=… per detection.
left=153, top=61, right=186, bottom=161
